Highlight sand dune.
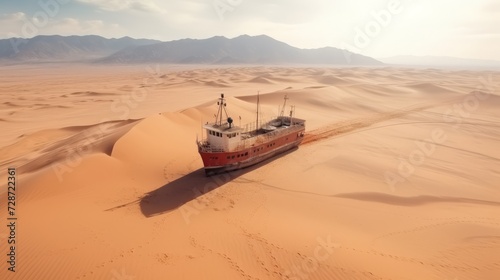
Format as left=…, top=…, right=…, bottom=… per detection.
left=334, top=192, right=500, bottom=206
left=248, top=76, right=275, bottom=84
left=204, top=81, right=231, bottom=87
left=70, top=91, right=119, bottom=96
left=3, top=102, right=20, bottom=107
left=316, top=75, right=348, bottom=85
left=0, top=119, right=138, bottom=180
left=0, top=65, right=499, bottom=280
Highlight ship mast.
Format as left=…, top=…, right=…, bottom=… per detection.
left=215, top=93, right=228, bottom=126
left=279, top=94, right=289, bottom=117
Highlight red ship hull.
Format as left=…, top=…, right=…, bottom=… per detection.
left=199, top=127, right=305, bottom=176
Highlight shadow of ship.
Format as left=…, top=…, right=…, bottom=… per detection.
left=138, top=147, right=298, bottom=217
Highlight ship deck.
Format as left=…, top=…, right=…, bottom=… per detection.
left=198, top=116, right=305, bottom=153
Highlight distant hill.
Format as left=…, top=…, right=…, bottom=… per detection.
left=0, top=35, right=160, bottom=62
left=0, top=34, right=382, bottom=65
left=380, top=55, right=500, bottom=69
left=99, top=34, right=382, bottom=65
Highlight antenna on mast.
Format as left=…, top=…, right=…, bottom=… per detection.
left=215, top=93, right=229, bottom=126
left=279, top=94, right=289, bottom=117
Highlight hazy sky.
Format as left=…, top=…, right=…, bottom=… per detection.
left=1, top=0, right=499, bottom=60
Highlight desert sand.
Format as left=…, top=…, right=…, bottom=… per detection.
left=0, top=64, right=499, bottom=280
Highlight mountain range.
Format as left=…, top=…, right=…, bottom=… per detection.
left=0, top=35, right=159, bottom=62
left=0, top=34, right=381, bottom=65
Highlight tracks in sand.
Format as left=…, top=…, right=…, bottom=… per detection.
left=302, top=97, right=465, bottom=145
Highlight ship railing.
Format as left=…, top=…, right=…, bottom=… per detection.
left=234, top=125, right=305, bottom=150
left=206, top=122, right=231, bottom=130
left=197, top=141, right=225, bottom=153
left=241, top=117, right=305, bottom=134
left=198, top=118, right=305, bottom=152
left=241, top=119, right=275, bottom=132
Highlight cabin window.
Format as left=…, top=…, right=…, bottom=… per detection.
left=245, top=152, right=248, bottom=156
